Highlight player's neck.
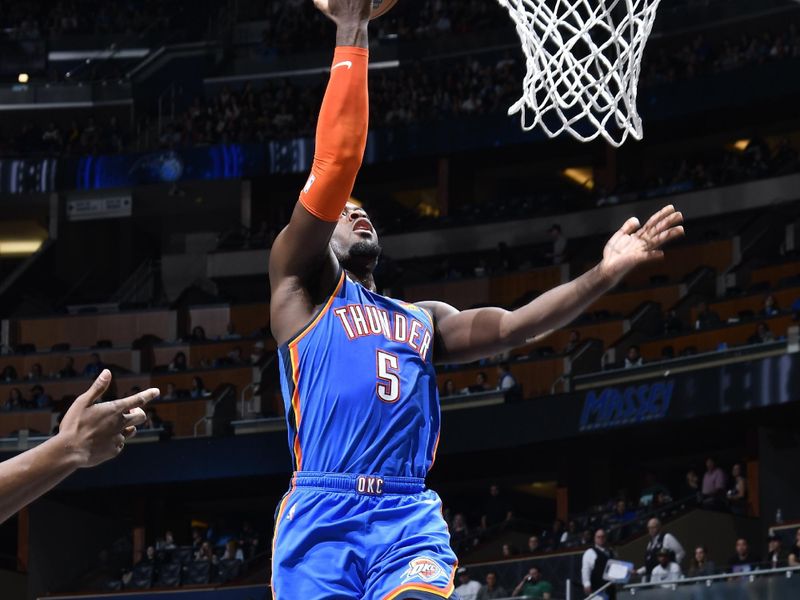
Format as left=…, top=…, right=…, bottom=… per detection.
left=346, top=268, right=376, bottom=292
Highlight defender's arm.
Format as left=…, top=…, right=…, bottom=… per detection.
left=423, top=206, right=684, bottom=365
left=0, top=371, right=157, bottom=525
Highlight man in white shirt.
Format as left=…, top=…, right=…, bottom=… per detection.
left=638, top=518, right=685, bottom=581
left=455, top=567, right=482, bottom=600
left=582, top=529, right=617, bottom=599
left=650, top=549, right=682, bottom=585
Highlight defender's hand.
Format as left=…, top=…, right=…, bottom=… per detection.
left=313, top=0, right=372, bottom=24
left=599, top=205, right=684, bottom=286
left=57, top=370, right=159, bottom=468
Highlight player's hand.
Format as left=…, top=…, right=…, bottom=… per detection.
left=313, top=0, right=372, bottom=25
left=57, top=370, right=159, bottom=469
left=599, top=205, right=684, bottom=286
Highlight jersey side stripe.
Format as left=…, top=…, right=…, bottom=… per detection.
left=289, top=344, right=303, bottom=471
left=288, top=270, right=345, bottom=349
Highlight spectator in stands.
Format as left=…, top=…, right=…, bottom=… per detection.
left=250, top=340, right=267, bottom=365
left=748, top=321, right=775, bottom=344
left=138, top=545, right=158, bottom=567
left=27, top=363, right=44, bottom=381
left=160, top=383, right=178, bottom=402
left=29, top=385, right=52, bottom=409
left=468, top=372, right=491, bottom=393
left=547, top=224, right=568, bottom=265
left=496, top=363, right=517, bottom=390
left=640, top=473, right=672, bottom=507
left=191, top=528, right=205, bottom=552
left=1, top=365, right=17, bottom=382
left=606, top=499, right=635, bottom=542
left=766, top=533, right=786, bottom=568
left=527, top=535, right=541, bottom=554
left=191, top=326, right=207, bottom=342
left=190, top=377, right=210, bottom=399
left=194, top=541, right=218, bottom=565
left=222, top=323, right=242, bottom=340
left=481, top=484, right=513, bottom=530
left=501, top=543, right=518, bottom=558
left=701, top=457, right=727, bottom=508
left=451, top=513, right=470, bottom=551
left=726, top=463, right=747, bottom=514
left=625, top=345, right=644, bottom=369
left=239, top=521, right=260, bottom=559
left=221, top=539, right=244, bottom=561
left=143, top=407, right=163, bottom=430
left=3, top=388, right=24, bottom=411
left=694, top=301, right=721, bottom=330
left=728, top=538, right=758, bottom=573
left=455, top=567, right=482, bottom=600
left=680, top=469, right=700, bottom=503
left=688, top=545, right=716, bottom=577
left=512, top=566, right=552, bottom=599
left=59, top=357, right=77, bottom=379
left=478, top=571, right=508, bottom=599
left=579, top=529, right=593, bottom=547
left=790, top=529, right=800, bottom=562
left=564, top=330, right=582, bottom=353
left=562, top=520, right=581, bottom=548
left=225, top=346, right=245, bottom=365
left=169, top=352, right=188, bottom=372
left=582, top=529, right=617, bottom=599
left=639, top=518, right=685, bottom=581
left=663, top=309, right=683, bottom=334
left=541, top=519, right=566, bottom=551
left=83, top=353, right=105, bottom=378
left=157, top=531, right=177, bottom=551
left=441, top=379, right=456, bottom=397
left=761, top=295, right=780, bottom=317
left=650, top=548, right=682, bottom=584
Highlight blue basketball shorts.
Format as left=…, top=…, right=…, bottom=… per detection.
left=271, top=472, right=459, bottom=600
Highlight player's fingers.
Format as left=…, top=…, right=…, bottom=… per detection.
left=608, top=217, right=640, bottom=247
left=652, top=225, right=685, bottom=248
left=123, top=407, right=147, bottom=427
left=650, top=210, right=684, bottom=237
left=108, top=388, right=160, bottom=414
left=644, top=250, right=665, bottom=263
left=123, top=426, right=137, bottom=439
left=114, top=433, right=126, bottom=451
left=74, top=370, right=112, bottom=407
left=641, top=205, right=676, bottom=237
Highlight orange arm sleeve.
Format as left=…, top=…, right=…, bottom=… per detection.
left=299, top=46, right=369, bottom=222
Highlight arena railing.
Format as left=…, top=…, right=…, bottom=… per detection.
left=619, top=565, right=800, bottom=598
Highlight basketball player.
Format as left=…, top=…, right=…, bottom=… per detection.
left=269, top=1, right=684, bottom=598
left=0, top=370, right=156, bottom=524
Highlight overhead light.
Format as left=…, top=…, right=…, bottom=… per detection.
left=17, top=73, right=29, bottom=84
left=0, top=240, right=43, bottom=255
left=563, top=167, right=595, bottom=191
left=733, top=139, right=750, bottom=152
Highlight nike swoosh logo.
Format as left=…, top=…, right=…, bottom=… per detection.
left=332, top=60, right=353, bottom=71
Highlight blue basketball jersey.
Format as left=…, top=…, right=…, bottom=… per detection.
left=277, top=270, right=441, bottom=479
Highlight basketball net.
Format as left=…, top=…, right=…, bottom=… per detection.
left=497, top=0, right=662, bottom=147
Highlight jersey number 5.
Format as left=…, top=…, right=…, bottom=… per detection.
left=376, top=350, right=400, bottom=403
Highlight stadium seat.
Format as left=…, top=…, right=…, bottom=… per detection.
left=156, top=562, right=181, bottom=587
left=185, top=561, right=211, bottom=585
left=126, top=564, right=154, bottom=589
left=217, top=558, right=242, bottom=583
left=172, top=546, right=194, bottom=565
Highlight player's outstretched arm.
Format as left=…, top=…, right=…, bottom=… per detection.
left=0, top=370, right=158, bottom=525
left=269, top=0, right=371, bottom=345
left=423, top=205, right=684, bottom=365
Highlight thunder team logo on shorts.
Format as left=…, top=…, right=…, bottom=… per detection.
left=402, top=557, right=445, bottom=582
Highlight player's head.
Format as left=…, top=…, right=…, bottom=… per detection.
left=331, top=202, right=382, bottom=272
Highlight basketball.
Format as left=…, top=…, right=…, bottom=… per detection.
left=371, top=0, right=399, bottom=19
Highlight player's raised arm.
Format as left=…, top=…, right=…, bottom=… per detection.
left=269, top=0, right=371, bottom=344
left=0, top=370, right=158, bottom=525
left=423, top=205, right=685, bottom=365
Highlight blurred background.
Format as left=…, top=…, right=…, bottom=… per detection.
left=0, top=0, right=800, bottom=598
